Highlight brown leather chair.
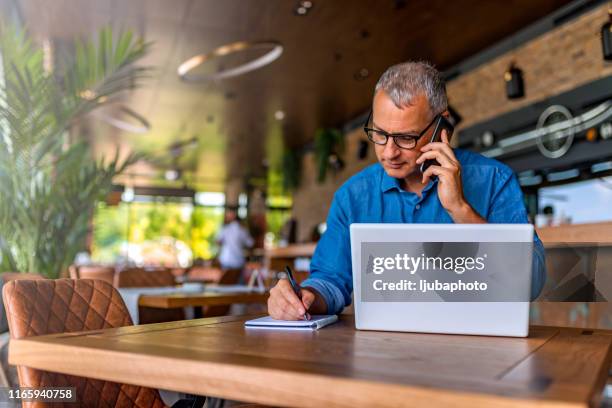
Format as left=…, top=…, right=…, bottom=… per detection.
left=185, top=266, right=223, bottom=283
left=2, top=279, right=167, bottom=408
left=0, top=273, right=45, bottom=388
left=114, top=268, right=183, bottom=324
left=68, top=265, right=79, bottom=279
left=202, top=268, right=242, bottom=318
left=1, top=272, right=44, bottom=282
left=73, top=265, right=116, bottom=285
left=114, top=267, right=175, bottom=288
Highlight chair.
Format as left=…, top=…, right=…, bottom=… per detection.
left=114, top=267, right=175, bottom=288
left=0, top=272, right=44, bottom=388
left=68, top=265, right=79, bottom=279
left=2, top=278, right=170, bottom=408
left=185, top=266, right=223, bottom=283
left=114, top=268, right=183, bottom=324
left=201, top=268, right=242, bottom=318
left=169, top=267, right=188, bottom=280
left=72, top=265, right=116, bottom=285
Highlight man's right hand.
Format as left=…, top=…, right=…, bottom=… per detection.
left=267, top=279, right=316, bottom=320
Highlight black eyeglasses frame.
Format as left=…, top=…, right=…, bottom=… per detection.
left=363, top=110, right=439, bottom=150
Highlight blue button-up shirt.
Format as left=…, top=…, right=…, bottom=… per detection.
left=301, top=148, right=546, bottom=314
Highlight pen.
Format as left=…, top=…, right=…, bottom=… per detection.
left=284, top=265, right=311, bottom=321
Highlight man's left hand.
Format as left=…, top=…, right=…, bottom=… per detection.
left=415, top=130, right=485, bottom=223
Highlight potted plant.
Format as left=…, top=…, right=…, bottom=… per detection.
left=0, top=25, right=150, bottom=278
left=314, top=128, right=344, bottom=183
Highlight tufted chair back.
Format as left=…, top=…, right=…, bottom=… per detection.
left=2, top=279, right=166, bottom=408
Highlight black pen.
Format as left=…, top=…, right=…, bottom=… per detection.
left=284, top=265, right=311, bottom=321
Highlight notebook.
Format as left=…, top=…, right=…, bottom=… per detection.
left=244, top=315, right=338, bottom=330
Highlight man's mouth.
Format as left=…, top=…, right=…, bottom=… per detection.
left=385, top=161, right=405, bottom=169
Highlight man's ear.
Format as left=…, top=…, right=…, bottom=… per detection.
left=441, top=110, right=451, bottom=119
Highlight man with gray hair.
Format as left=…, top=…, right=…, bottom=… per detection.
left=268, top=61, right=546, bottom=320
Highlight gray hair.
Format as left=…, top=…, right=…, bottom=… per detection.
left=374, top=61, right=448, bottom=114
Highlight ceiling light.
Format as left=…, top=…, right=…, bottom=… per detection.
left=294, top=1, right=313, bottom=15
left=504, top=63, right=524, bottom=99
left=274, top=110, right=285, bottom=120
left=481, top=131, right=495, bottom=148
left=354, top=68, right=370, bottom=81
left=177, top=41, right=283, bottom=82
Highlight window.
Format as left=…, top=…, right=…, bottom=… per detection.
left=92, top=196, right=225, bottom=266
left=537, top=176, right=612, bottom=225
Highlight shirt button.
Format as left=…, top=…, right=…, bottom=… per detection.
left=415, top=204, right=421, bottom=210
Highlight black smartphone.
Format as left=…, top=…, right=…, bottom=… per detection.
left=419, top=115, right=455, bottom=174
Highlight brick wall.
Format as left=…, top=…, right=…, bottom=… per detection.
left=448, top=4, right=612, bottom=129
left=292, top=3, right=612, bottom=242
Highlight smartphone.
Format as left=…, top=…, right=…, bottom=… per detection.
left=419, top=115, right=455, bottom=174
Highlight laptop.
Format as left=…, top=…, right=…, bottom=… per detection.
left=350, top=224, right=534, bottom=337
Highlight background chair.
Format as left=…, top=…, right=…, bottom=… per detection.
left=114, top=267, right=175, bottom=288
left=114, top=267, right=183, bottom=324
left=71, top=264, right=116, bottom=285
left=2, top=278, right=169, bottom=408
left=200, top=268, right=242, bottom=318
left=185, top=265, right=223, bottom=283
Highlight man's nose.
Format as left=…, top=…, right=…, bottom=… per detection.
left=382, top=138, right=400, bottom=159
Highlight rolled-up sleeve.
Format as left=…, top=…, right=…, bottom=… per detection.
left=487, top=168, right=546, bottom=300
left=301, top=190, right=353, bottom=314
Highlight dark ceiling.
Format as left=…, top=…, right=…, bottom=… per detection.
left=7, top=0, right=573, bottom=190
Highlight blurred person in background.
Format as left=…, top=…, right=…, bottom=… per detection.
left=216, top=208, right=254, bottom=270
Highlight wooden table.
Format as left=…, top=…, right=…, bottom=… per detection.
left=9, top=306, right=612, bottom=407
left=138, top=291, right=269, bottom=309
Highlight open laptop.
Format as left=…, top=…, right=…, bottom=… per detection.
left=350, top=224, right=534, bottom=337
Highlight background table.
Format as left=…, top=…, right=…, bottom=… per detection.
left=138, top=291, right=269, bottom=309
left=9, top=304, right=612, bottom=408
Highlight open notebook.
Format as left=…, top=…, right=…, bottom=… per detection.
left=244, top=315, right=338, bottom=330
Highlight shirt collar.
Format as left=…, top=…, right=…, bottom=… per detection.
left=380, top=170, right=402, bottom=192
left=380, top=166, right=438, bottom=194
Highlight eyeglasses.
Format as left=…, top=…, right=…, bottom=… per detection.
left=363, top=110, right=438, bottom=150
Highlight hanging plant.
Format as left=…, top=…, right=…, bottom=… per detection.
left=281, top=148, right=301, bottom=191
left=314, top=128, right=343, bottom=183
